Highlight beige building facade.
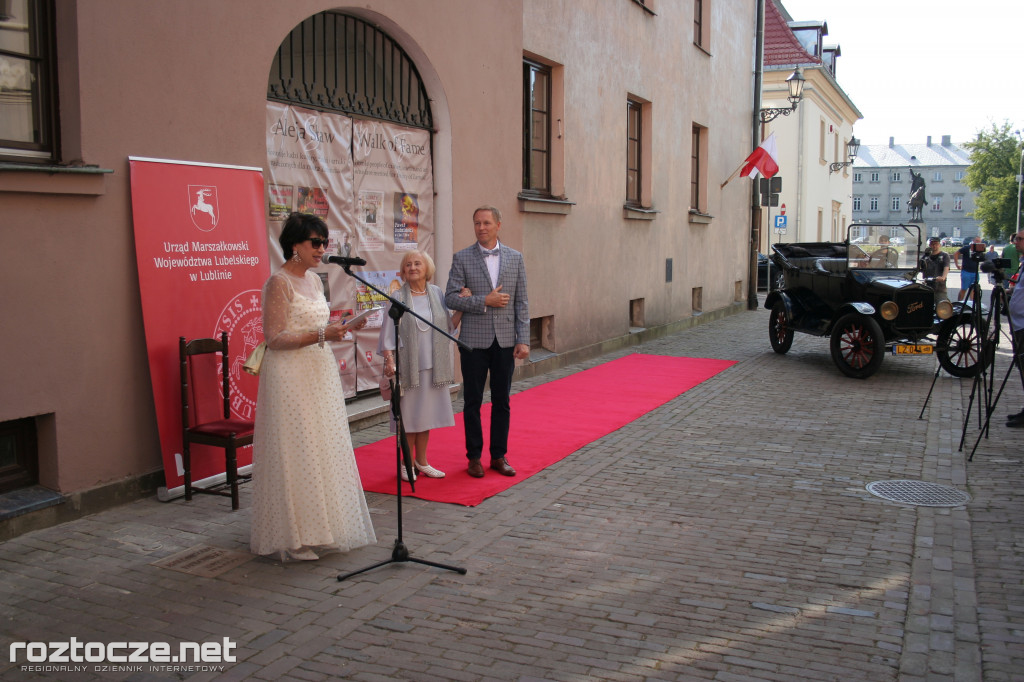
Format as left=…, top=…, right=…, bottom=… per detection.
left=759, top=0, right=861, bottom=251
left=0, top=1, right=757, bottom=519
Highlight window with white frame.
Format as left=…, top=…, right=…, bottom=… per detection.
left=931, top=196, right=941, bottom=211
left=870, top=172, right=879, bottom=182
left=954, top=170, right=965, bottom=181
left=933, top=171, right=943, bottom=182
left=853, top=196, right=861, bottom=211
left=853, top=172, right=862, bottom=182
left=891, top=171, right=901, bottom=182
left=891, top=195, right=901, bottom=211
left=869, top=197, right=878, bottom=211
left=953, top=195, right=963, bottom=211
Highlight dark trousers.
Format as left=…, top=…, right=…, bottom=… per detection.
left=1014, top=328, right=1024, bottom=405
left=459, top=340, right=514, bottom=461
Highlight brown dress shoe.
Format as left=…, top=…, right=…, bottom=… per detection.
left=490, top=457, right=516, bottom=476
left=467, top=460, right=485, bottom=478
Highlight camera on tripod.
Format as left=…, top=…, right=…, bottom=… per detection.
left=980, top=257, right=1012, bottom=282
left=968, top=241, right=988, bottom=263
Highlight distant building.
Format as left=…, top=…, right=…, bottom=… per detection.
left=852, top=136, right=978, bottom=240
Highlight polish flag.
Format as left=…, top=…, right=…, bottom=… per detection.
left=721, top=133, right=780, bottom=187
left=740, top=133, right=779, bottom=178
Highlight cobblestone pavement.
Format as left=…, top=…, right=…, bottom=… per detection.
left=1, top=305, right=1021, bottom=682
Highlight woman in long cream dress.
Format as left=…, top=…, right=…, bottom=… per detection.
left=250, top=213, right=375, bottom=561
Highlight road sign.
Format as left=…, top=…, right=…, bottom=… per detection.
left=780, top=203, right=786, bottom=216
left=774, top=215, right=787, bottom=229
left=760, top=176, right=781, bottom=207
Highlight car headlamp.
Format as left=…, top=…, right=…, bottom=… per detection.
left=880, top=301, right=899, bottom=321
left=936, top=300, right=953, bottom=320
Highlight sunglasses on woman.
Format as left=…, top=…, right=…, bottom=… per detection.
left=306, top=238, right=329, bottom=249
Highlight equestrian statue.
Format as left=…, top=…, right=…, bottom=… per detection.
left=907, top=168, right=926, bottom=222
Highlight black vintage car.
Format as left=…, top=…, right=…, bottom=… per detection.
left=764, top=224, right=984, bottom=379
left=757, top=252, right=785, bottom=291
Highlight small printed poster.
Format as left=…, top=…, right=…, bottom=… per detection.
left=357, top=190, right=385, bottom=251
left=393, top=191, right=419, bottom=250
left=297, top=186, right=329, bottom=217
left=268, top=183, right=293, bottom=219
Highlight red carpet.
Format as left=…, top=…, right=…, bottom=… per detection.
left=354, top=353, right=736, bottom=506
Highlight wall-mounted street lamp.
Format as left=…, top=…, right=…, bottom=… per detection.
left=758, top=68, right=806, bottom=123
left=829, top=136, right=861, bottom=175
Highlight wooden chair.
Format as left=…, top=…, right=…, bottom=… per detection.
left=179, top=332, right=254, bottom=510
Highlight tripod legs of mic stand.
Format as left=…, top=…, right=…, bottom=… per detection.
left=337, top=539, right=468, bottom=581
left=337, top=310, right=466, bottom=582
left=337, top=423, right=467, bottom=582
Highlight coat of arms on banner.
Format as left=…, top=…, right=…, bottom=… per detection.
left=188, top=185, right=220, bottom=230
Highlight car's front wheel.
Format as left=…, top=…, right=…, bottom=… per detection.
left=830, top=313, right=885, bottom=379
left=768, top=301, right=793, bottom=354
left=936, top=314, right=988, bottom=378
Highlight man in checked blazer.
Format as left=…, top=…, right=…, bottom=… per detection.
left=445, top=206, right=530, bottom=478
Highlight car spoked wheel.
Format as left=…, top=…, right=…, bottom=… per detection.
left=936, top=315, right=988, bottom=378
left=768, top=301, right=794, bottom=354
left=830, top=313, right=885, bottom=379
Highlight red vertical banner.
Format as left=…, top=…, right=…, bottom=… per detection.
left=129, top=157, right=270, bottom=499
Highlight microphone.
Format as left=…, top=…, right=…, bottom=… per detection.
left=322, top=255, right=367, bottom=267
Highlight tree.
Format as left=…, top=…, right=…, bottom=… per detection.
left=963, top=121, right=1023, bottom=242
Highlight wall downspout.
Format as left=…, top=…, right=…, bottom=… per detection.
left=748, top=0, right=765, bottom=310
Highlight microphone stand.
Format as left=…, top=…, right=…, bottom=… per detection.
left=330, top=261, right=469, bottom=581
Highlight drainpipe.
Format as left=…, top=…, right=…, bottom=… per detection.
left=748, top=0, right=765, bottom=310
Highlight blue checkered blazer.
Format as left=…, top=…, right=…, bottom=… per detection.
left=445, top=243, right=529, bottom=349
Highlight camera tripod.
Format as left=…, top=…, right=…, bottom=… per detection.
left=964, top=278, right=1021, bottom=461
left=946, top=264, right=1019, bottom=456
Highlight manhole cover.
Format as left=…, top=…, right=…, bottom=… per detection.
left=866, top=480, right=970, bottom=507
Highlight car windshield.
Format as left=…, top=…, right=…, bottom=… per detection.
left=846, top=225, right=921, bottom=270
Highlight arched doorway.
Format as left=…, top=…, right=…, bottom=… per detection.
left=264, top=11, right=439, bottom=397
left=268, top=12, right=433, bottom=130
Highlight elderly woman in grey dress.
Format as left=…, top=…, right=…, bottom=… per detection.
left=378, top=250, right=462, bottom=480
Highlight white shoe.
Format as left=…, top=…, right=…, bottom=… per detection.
left=414, top=462, right=446, bottom=478
left=401, top=465, right=416, bottom=482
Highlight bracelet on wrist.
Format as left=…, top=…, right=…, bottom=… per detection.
left=317, top=327, right=326, bottom=348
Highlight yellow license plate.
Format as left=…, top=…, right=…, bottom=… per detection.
left=893, top=344, right=933, bottom=355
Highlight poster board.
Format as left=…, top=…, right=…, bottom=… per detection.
left=264, top=104, right=435, bottom=395
left=129, top=157, right=270, bottom=499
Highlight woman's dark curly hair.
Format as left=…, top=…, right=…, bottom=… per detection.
left=279, top=212, right=328, bottom=258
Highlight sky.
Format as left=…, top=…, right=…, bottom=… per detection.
left=776, top=0, right=1022, bottom=147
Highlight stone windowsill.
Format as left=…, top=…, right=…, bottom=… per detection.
left=624, top=205, right=659, bottom=221
left=688, top=210, right=714, bottom=224
left=0, top=163, right=114, bottom=196
left=518, top=194, right=574, bottom=215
